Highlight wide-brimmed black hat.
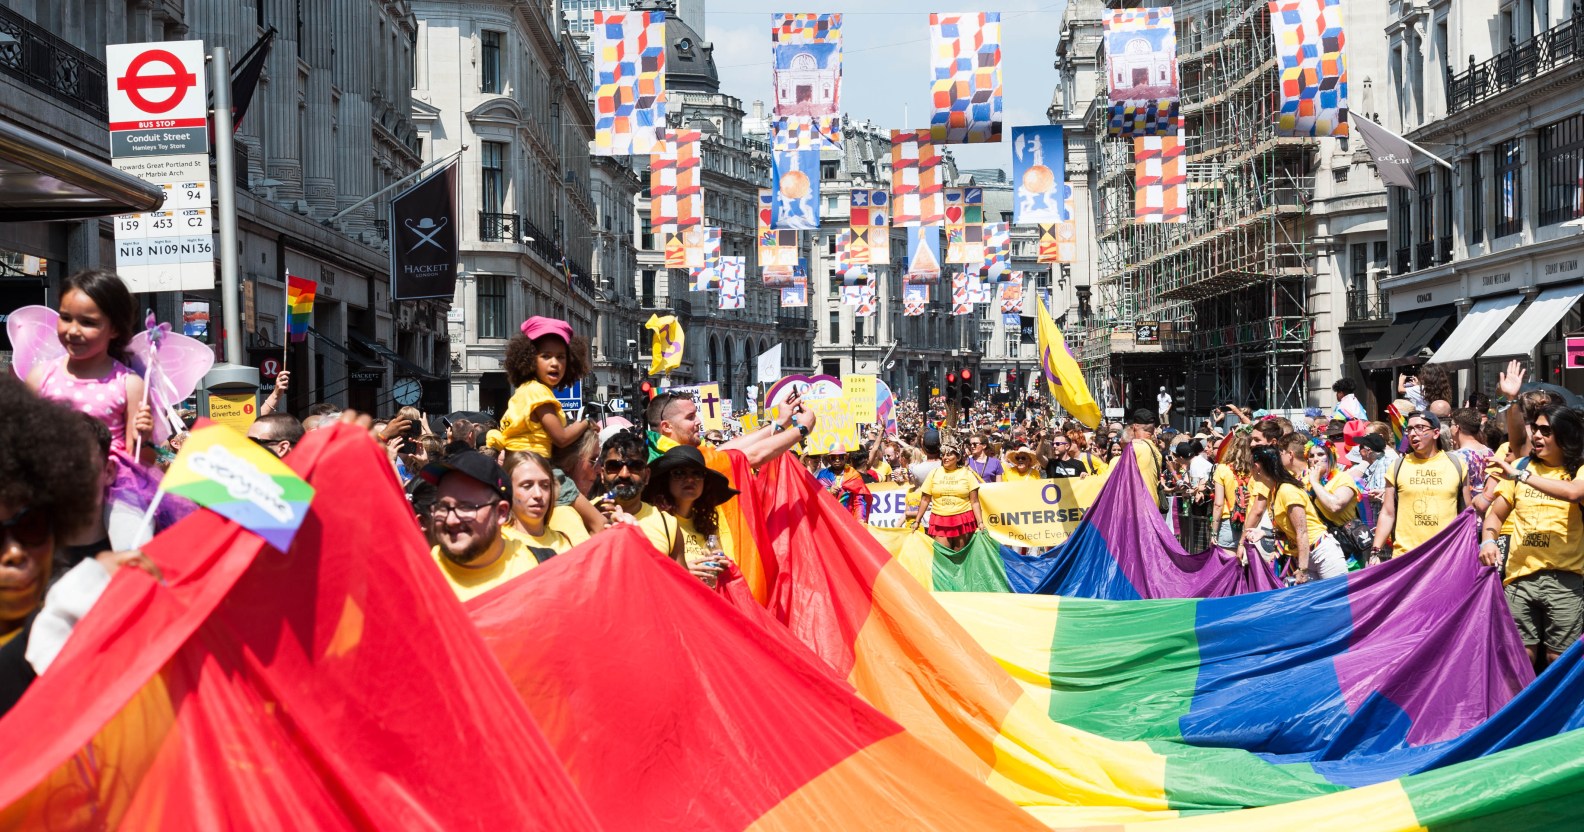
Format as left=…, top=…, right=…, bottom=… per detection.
left=642, top=445, right=738, bottom=506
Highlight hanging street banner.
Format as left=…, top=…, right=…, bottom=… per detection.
left=107, top=40, right=214, bottom=293
left=390, top=160, right=459, bottom=300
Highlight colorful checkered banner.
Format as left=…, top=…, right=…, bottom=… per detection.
left=1104, top=7, right=1178, bottom=137
left=1271, top=0, right=1349, bottom=137
left=1135, top=129, right=1188, bottom=223
left=591, top=11, right=665, bottom=155
left=890, top=129, right=944, bottom=226
left=651, top=129, right=702, bottom=268
left=928, top=13, right=1003, bottom=144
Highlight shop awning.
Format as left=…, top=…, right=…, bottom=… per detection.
left=1483, top=283, right=1584, bottom=361
left=1359, top=306, right=1454, bottom=370
left=1425, top=294, right=1524, bottom=368
left=309, top=327, right=363, bottom=363
left=0, top=118, right=164, bottom=221
left=348, top=331, right=433, bottom=378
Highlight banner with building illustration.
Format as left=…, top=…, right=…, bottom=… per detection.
left=591, top=11, right=666, bottom=155
left=1012, top=125, right=1074, bottom=226
left=928, top=13, right=1003, bottom=144
left=903, top=284, right=928, bottom=316
left=849, top=188, right=890, bottom=264
left=772, top=14, right=843, bottom=148
left=1135, top=129, right=1189, bottom=222
left=904, top=226, right=941, bottom=284
left=1104, top=7, right=1178, bottom=137
left=890, top=129, right=944, bottom=226
left=771, top=121, right=822, bottom=229
left=1271, top=0, right=1349, bottom=137
left=944, top=187, right=984, bottom=263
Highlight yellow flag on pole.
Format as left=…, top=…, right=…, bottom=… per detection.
left=1036, top=294, right=1101, bottom=428
left=646, top=313, right=684, bottom=376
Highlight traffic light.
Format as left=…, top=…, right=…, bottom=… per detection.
left=916, top=370, right=930, bottom=411
left=959, top=368, right=975, bottom=410
left=945, top=371, right=958, bottom=406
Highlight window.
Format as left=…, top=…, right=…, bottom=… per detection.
left=481, top=31, right=502, bottom=93
left=1349, top=243, right=1369, bottom=291
left=1439, top=167, right=1453, bottom=242
left=481, top=141, right=507, bottom=213
left=1005, top=331, right=1020, bottom=356
left=1496, top=138, right=1523, bottom=238
left=1416, top=171, right=1434, bottom=245
left=829, top=310, right=841, bottom=344
left=641, top=270, right=655, bottom=308
left=1540, top=114, right=1584, bottom=226
left=476, top=275, right=508, bottom=339
left=1468, top=154, right=1485, bottom=245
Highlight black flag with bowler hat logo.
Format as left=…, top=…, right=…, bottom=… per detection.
left=390, top=160, right=460, bottom=300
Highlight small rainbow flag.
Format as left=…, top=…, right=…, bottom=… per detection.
left=286, top=274, right=317, bottom=342
left=160, top=421, right=315, bottom=552
left=1387, top=402, right=1410, bottom=452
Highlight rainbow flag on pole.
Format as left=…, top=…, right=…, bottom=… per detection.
left=286, top=274, right=316, bottom=342
left=160, top=421, right=315, bottom=552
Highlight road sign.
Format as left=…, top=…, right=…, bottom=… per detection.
left=554, top=380, right=583, bottom=412
left=107, top=40, right=214, bottom=293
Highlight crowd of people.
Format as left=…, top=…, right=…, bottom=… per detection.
left=4, top=275, right=1584, bottom=725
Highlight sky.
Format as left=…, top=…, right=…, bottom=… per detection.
left=702, top=2, right=1072, bottom=173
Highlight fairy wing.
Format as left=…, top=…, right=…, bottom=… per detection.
left=127, top=329, right=215, bottom=444
left=5, top=305, right=64, bottom=382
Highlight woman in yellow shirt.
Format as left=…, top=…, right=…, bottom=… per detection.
left=1304, top=439, right=1362, bottom=527
left=1252, top=446, right=1346, bottom=583
left=1211, top=430, right=1254, bottom=549
left=501, top=451, right=574, bottom=564
left=1002, top=445, right=1044, bottom=482
left=917, top=441, right=984, bottom=549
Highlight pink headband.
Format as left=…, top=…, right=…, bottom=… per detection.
left=520, top=316, right=573, bottom=345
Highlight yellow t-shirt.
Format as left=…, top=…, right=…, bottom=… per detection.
left=1495, top=461, right=1584, bottom=584
left=1314, top=475, right=1361, bottom=527
left=1271, top=482, right=1328, bottom=549
left=922, top=465, right=982, bottom=517
left=631, top=501, right=679, bottom=557
left=501, top=523, right=572, bottom=562
left=873, top=460, right=893, bottom=482
left=430, top=536, right=538, bottom=602
left=1132, top=439, right=1162, bottom=508
left=1212, top=463, right=1249, bottom=520
left=486, top=380, right=560, bottom=455
left=1002, top=466, right=1042, bottom=482
left=1494, top=442, right=1515, bottom=537
left=1385, top=451, right=1464, bottom=553
left=546, top=503, right=591, bottom=546
left=674, top=514, right=723, bottom=567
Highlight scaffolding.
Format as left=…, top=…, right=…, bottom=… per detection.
left=1086, top=0, right=1316, bottom=412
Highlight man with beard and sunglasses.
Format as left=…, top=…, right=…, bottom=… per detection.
left=596, top=430, right=680, bottom=560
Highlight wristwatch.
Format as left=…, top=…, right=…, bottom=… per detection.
left=796, top=424, right=811, bottom=439
left=1519, top=469, right=1533, bottom=484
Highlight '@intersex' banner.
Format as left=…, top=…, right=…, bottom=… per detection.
left=976, top=477, right=1103, bottom=548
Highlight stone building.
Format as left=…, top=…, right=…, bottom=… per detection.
left=412, top=0, right=600, bottom=416
left=0, top=0, right=439, bottom=414
left=1377, top=1, right=1584, bottom=399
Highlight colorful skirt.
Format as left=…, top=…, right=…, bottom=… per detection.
left=929, top=510, right=978, bottom=539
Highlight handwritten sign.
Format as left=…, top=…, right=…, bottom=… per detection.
left=664, top=381, right=725, bottom=431
left=843, top=374, right=877, bottom=423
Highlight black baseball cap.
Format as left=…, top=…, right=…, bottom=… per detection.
left=420, top=451, right=510, bottom=502
left=1130, top=408, right=1156, bottom=426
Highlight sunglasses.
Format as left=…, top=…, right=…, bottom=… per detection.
left=1, top=507, right=52, bottom=548
left=603, top=458, right=649, bottom=474
left=1530, top=422, right=1555, bottom=437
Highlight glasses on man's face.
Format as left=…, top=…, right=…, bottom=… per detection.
left=603, top=458, right=648, bottom=475
left=1531, top=422, right=1555, bottom=437
left=249, top=435, right=280, bottom=450
left=1052, top=440, right=1070, bottom=447
left=0, top=506, right=50, bottom=548
left=428, top=501, right=496, bottom=521
left=1407, top=424, right=1436, bottom=435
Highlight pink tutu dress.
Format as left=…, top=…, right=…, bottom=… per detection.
left=37, top=358, right=133, bottom=452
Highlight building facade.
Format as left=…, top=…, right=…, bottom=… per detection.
left=588, top=153, right=646, bottom=408
left=1057, top=0, right=1390, bottom=423
left=1378, top=1, right=1584, bottom=399
left=632, top=2, right=813, bottom=414
left=413, top=0, right=601, bottom=416
left=0, top=0, right=439, bottom=414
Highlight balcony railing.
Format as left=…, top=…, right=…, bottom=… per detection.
left=1414, top=241, right=1436, bottom=271
left=479, top=211, right=522, bottom=243
left=0, top=4, right=107, bottom=118
left=1438, top=235, right=1454, bottom=265
left=1394, top=247, right=1412, bottom=275
left=776, top=314, right=808, bottom=329
left=1448, top=13, right=1584, bottom=113
left=1345, top=288, right=1390, bottom=322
